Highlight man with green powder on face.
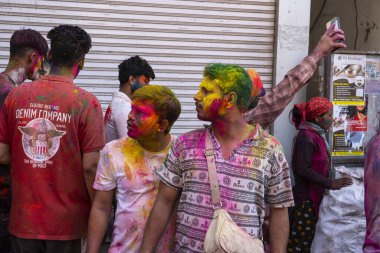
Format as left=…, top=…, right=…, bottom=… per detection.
left=139, top=25, right=347, bottom=253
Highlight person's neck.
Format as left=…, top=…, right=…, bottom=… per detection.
left=49, top=65, right=76, bottom=80
left=4, top=60, right=27, bottom=85
left=136, top=133, right=171, bottom=153
left=119, top=83, right=132, bottom=99
left=357, top=112, right=366, bottom=121
left=211, top=113, right=251, bottom=142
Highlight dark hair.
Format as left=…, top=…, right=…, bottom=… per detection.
left=10, top=29, right=48, bottom=58
left=132, top=85, right=181, bottom=134
left=289, top=107, right=302, bottom=126
left=47, top=25, right=92, bottom=67
left=347, top=105, right=367, bottom=119
left=118, top=56, right=155, bottom=85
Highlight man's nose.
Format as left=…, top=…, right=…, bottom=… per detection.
left=128, top=112, right=135, bottom=120
left=194, top=91, right=201, bottom=101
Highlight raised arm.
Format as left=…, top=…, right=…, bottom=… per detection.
left=244, top=25, right=346, bottom=128
left=140, top=182, right=179, bottom=253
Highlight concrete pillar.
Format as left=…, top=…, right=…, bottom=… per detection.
left=273, top=0, right=311, bottom=162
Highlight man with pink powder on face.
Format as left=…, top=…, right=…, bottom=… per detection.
left=139, top=25, right=346, bottom=253
left=87, top=85, right=181, bottom=253
left=0, top=28, right=48, bottom=253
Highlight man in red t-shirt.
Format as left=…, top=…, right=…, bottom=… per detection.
left=0, top=25, right=105, bottom=253
left=0, top=28, right=48, bottom=253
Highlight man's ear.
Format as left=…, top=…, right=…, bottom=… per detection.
left=47, top=50, right=51, bottom=61
left=128, top=75, right=135, bottom=85
left=224, top=92, right=237, bottom=109
left=27, top=51, right=37, bottom=65
left=158, top=119, right=169, bottom=133
left=78, top=58, right=85, bottom=71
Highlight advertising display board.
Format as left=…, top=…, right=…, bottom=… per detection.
left=328, top=52, right=380, bottom=162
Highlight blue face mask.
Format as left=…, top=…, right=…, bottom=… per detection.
left=131, top=78, right=144, bottom=93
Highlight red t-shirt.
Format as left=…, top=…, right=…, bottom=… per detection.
left=0, top=75, right=105, bottom=240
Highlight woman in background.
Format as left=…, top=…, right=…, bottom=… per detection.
left=287, top=97, right=353, bottom=253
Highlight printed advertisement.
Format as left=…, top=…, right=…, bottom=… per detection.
left=332, top=54, right=366, bottom=105
left=332, top=102, right=367, bottom=156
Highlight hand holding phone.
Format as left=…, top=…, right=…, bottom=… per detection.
left=326, top=17, right=343, bottom=43
left=326, top=17, right=341, bottom=30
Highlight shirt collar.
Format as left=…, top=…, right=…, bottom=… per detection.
left=113, top=90, right=132, bottom=102
left=41, top=75, right=75, bottom=85
left=205, top=123, right=264, bottom=149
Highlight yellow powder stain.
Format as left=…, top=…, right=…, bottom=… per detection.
left=124, top=162, right=133, bottom=180
left=121, top=138, right=145, bottom=179
left=73, top=89, right=78, bottom=94
left=198, top=78, right=229, bottom=116
left=142, top=198, right=155, bottom=218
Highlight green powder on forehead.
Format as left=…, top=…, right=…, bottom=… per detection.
left=203, top=63, right=252, bottom=111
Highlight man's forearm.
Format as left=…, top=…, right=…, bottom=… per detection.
left=269, top=207, right=289, bottom=253
left=140, top=195, right=177, bottom=252
left=86, top=206, right=112, bottom=253
left=244, top=56, right=317, bottom=128
left=0, top=143, right=11, bottom=165
left=83, top=151, right=100, bottom=202
left=84, top=169, right=96, bottom=201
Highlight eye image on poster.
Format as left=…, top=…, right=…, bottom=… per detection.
left=332, top=54, right=366, bottom=105
left=332, top=101, right=367, bottom=156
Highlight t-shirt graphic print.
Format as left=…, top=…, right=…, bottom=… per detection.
left=19, top=118, right=66, bottom=162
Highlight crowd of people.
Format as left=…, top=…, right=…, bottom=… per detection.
left=0, top=23, right=377, bottom=253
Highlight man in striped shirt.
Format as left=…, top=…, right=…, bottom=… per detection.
left=140, top=26, right=346, bottom=253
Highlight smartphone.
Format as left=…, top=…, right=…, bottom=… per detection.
left=326, top=17, right=343, bottom=43
left=326, top=17, right=341, bottom=30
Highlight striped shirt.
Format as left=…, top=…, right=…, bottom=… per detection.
left=157, top=124, right=294, bottom=253
left=244, top=56, right=317, bottom=128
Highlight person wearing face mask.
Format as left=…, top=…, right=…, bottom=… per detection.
left=0, top=28, right=48, bottom=253
left=287, top=97, right=353, bottom=253
left=0, top=25, right=105, bottom=253
left=104, top=55, right=155, bottom=143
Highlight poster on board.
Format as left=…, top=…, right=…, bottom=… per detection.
left=332, top=54, right=366, bottom=105
left=332, top=103, right=367, bottom=156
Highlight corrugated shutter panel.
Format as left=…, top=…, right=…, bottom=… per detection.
left=0, top=0, right=276, bottom=135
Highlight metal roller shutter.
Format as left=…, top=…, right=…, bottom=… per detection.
left=0, top=0, right=276, bottom=135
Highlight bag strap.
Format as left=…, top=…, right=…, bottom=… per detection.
left=204, top=130, right=222, bottom=210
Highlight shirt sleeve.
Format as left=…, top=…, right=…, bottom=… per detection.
left=265, top=142, right=294, bottom=208
left=114, top=102, right=131, bottom=139
left=79, top=95, right=105, bottom=153
left=364, top=138, right=380, bottom=251
left=156, top=139, right=183, bottom=190
left=0, top=96, right=10, bottom=144
left=244, top=56, right=317, bottom=128
left=93, top=145, right=117, bottom=191
left=292, top=131, right=332, bottom=188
